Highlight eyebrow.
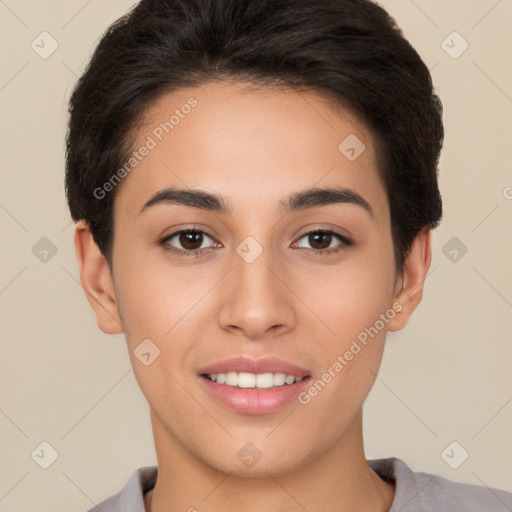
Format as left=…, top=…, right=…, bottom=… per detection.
left=139, top=185, right=374, bottom=218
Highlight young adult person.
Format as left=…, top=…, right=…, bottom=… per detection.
left=65, top=0, right=512, bottom=510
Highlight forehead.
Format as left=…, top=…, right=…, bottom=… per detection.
left=114, top=81, right=389, bottom=224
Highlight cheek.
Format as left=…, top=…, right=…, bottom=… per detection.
left=114, top=256, right=202, bottom=414
left=114, top=244, right=204, bottom=341
left=295, top=256, right=395, bottom=435
left=297, top=234, right=396, bottom=407
left=301, top=243, right=396, bottom=343
left=113, top=249, right=217, bottom=397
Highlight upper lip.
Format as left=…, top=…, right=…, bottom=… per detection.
left=198, top=356, right=310, bottom=377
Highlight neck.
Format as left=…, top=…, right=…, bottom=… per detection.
left=145, top=408, right=395, bottom=512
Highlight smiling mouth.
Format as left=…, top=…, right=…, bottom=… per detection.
left=202, top=372, right=308, bottom=389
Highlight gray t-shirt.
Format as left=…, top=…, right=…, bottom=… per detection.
left=87, top=457, right=512, bottom=511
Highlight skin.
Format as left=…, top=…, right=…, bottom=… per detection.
left=74, top=81, right=432, bottom=512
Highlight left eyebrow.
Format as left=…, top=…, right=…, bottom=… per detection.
left=139, top=185, right=374, bottom=218
left=281, top=186, right=374, bottom=218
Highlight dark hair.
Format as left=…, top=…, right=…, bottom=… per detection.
left=65, top=0, right=443, bottom=271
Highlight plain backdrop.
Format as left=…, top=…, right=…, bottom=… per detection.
left=0, top=1, right=511, bottom=510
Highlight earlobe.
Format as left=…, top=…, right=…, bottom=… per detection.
left=74, top=220, right=123, bottom=335
left=387, top=227, right=432, bottom=333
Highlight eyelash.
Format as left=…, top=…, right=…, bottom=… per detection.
left=158, top=228, right=353, bottom=258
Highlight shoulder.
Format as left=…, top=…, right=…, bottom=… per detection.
left=368, top=456, right=512, bottom=512
left=86, top=465, right=158, bottom=512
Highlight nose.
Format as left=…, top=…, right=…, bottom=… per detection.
left=217, top=245, right=297, bottom=340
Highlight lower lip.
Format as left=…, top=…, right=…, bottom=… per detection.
left=199, top=375, right=311, bottom=415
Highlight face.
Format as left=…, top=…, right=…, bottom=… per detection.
left=79, top=81, right=427, bottom=477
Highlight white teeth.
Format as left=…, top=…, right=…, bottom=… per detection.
left=284, top=375, right=295, bottom=385
left=237, top=372, right=256, bottom=388
left=206, top=372, right=304, bottom=388
left=273, top=373, right=286, bottom=386
left=256, top=373, right=274, bottom=388
left=225, top=372, right=238, bottom=386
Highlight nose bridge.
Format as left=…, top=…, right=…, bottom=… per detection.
left=235, top=244, right=279, bottom=299
left=217, top=236, right=296, bottom=338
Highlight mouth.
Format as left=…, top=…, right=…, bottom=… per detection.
left=202, top=371, right=305, bottom=388
left=197, top=357, right=312, bottom=415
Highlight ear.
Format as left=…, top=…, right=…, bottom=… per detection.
left=387, top=227, right=432, bottom=332
left=74, top=220, right=123, bottom=335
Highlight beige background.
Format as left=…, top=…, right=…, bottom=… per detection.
left=0, top=0, right=511, bottom=510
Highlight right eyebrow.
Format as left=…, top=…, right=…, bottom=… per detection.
left=139, top=187, right=231, bottom=215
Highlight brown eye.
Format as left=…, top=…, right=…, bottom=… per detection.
left=307, top=232, right=332, bottom=250
left=161, top=229, right=216, bottom=254
left=178, top=231, right=204, bottom=250
left=294, top=229, right=352, bottom=255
